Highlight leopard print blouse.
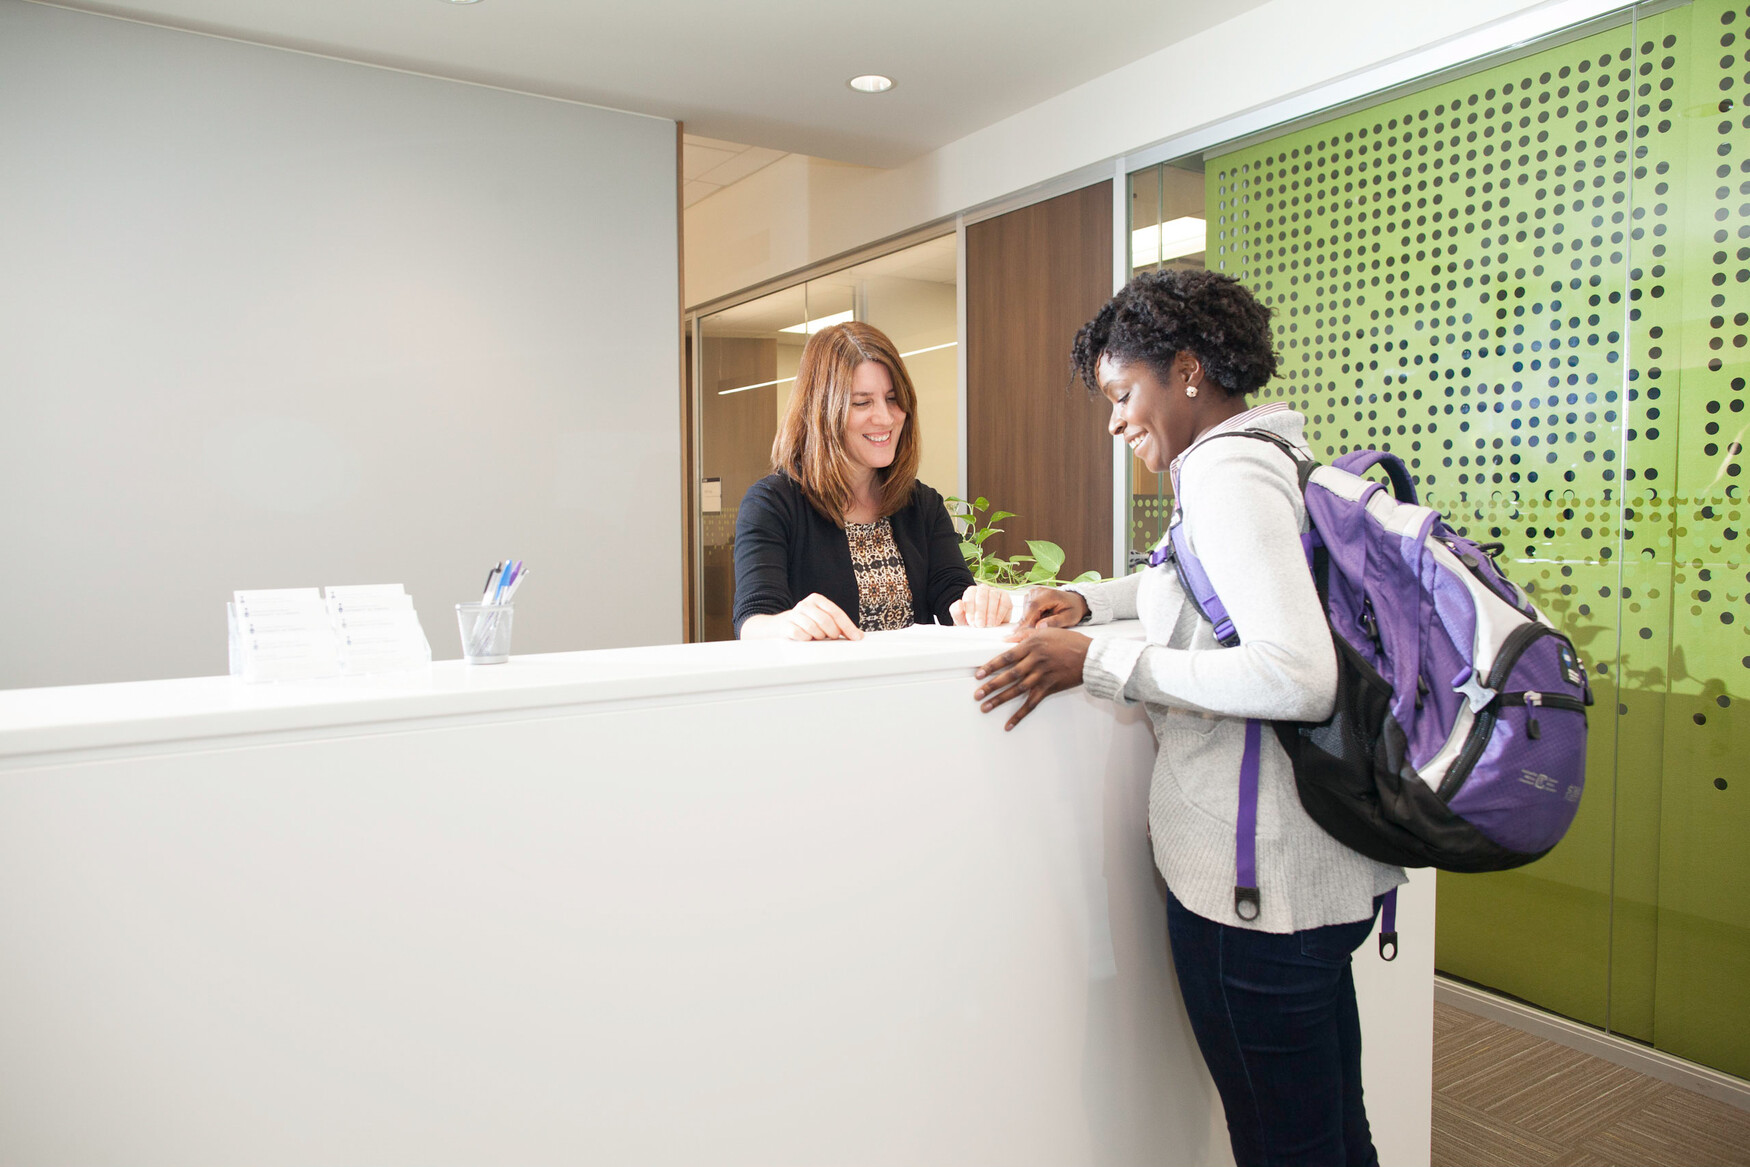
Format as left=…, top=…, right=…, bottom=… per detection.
left=845, top=517, right=914, bottom=631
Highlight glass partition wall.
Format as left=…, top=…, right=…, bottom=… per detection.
left=1126, top=159, right=1209, bottom=562
left=692, top=235, right=959, bottom=642
left=1125, top=0, right=1748, bottom=1080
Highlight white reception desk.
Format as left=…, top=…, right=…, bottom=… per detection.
left=0, top=625, right=1432, bottom=1166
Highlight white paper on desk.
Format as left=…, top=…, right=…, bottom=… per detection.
left=330, top=590, right=430, bottom=674
left=874, top=622, right=1017, bottom=641
left=326, top=583, right=409, bottom=607
left=329, top=603, right=414, bottom=630
left=234, top=588, right=325, bottom=617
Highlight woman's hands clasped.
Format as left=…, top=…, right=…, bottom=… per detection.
left=973, top=587, right=1093, bottom=731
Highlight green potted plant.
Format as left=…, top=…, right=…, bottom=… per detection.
left=946, top=496, right=1102, bottom=588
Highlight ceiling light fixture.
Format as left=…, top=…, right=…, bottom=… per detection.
left=719, top=340, right=956, bottom=396
left=847, top=75, right=895, bottom=94
left=1131, top=216, right=1208, bottom=267
left=777, top=309, right=854, bottom=335
left=442, top=0, right=483, bottom=5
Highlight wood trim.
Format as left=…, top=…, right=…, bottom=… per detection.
left=965, top=182, right=1115, bottom=580
left=676, top=121, right=697, bottom=642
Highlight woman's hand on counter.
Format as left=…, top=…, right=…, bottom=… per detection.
left=949, top=584, right=1013, bottom=628
left=973, top=628, right=1092, bottom=731
left=741, top=594, right=864, bottom=641
left=1008, top=587, right=1090, bottom=636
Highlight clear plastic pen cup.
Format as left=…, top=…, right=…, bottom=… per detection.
left=456, top=602, right=514, bottom=665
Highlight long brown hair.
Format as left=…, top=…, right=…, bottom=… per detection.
left=771, top=322, right=920, bottom=525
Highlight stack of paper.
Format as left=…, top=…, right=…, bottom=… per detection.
left=325, top=584, right=431, bottom=675
left=229, top=588, right=341, bottom=683
left=228, top=584, right=430, bottom=683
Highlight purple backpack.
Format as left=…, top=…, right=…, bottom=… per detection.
left=1159, top=431, right=1592, bottom=956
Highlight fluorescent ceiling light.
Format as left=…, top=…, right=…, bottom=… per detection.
left=847, top=75, right=895, bottom=93
left=1131, top=216, right=1207, bottom=267
left=718, top=341, right=956, bottom=395
left=778, top=309, right=854, bottom=335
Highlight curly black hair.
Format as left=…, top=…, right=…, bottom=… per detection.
left=1070, top=268, right=1279, bottom=397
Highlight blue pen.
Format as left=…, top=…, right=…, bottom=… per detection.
left=493, top=559, right=515, bottom=603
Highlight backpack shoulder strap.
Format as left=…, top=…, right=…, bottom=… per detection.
left=1165, top=520, right=1239, bottom=646
left=1163, top=427, right=1320, bottom=648
left=1180, top=427, right=1318, bottom=492
left=1331, top=448, right=1418, bottom=504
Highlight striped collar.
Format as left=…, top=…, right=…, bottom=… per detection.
left=1168, top=400, right=1294, bottom=499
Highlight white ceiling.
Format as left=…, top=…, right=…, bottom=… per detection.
left=39, top=0, right=1269, bottom=167
left=682, top=135, right=786, bottom=207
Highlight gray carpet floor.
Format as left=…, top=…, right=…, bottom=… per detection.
left=1432, top=1002, right=1750, bottom=1167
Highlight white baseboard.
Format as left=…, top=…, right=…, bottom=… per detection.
left=1435, top=976, right=1750, bottom=1114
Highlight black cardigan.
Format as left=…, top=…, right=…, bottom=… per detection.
left=732, top=473, right=974, bottom=637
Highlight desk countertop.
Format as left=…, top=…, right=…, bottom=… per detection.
left=0, top=623, right=1142, bottom=762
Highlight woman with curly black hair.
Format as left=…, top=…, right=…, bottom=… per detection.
left=971, top=268, right=1405, bottom=1167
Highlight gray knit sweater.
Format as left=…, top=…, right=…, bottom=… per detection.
left=1070, top=408, right=1404, bottom=933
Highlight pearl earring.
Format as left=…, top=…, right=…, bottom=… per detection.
left=1185, top=383, right=1199, bottom=398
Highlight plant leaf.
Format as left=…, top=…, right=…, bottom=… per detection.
left=1027, top=540, right=1066, bottom=577
left=989, top=511, right=1017, bottom=523
left=1072, top=570, right=1102, bottom=583
left=974, top=496, right=989, bottom=510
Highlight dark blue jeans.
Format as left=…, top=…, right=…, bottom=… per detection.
left=1166, top=889, right=1383, bottom=1167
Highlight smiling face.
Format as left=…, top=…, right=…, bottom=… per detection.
left=1098, top=350, right=1199, bottom=474
left=842, top=359, right=906, bottom=475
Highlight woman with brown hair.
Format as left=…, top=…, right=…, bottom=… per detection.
left=734, top=322, right=1010, bottom=639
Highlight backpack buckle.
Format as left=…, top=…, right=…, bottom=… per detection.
left=1379, top=930, right=1399, bottom=961
left=1234, top=885, right=1261, bottom=921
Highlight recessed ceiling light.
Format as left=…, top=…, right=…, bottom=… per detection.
left=442, top=0, right=483, bottom=5
left=847, top=75, right=895, bottom=94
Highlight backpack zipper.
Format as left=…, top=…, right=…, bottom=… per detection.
left=1494, top=691, right=1588, bottom=713
left=1496, top=689, right=1587, bottom=740
left=1434, top=623, right=1580, bottom=802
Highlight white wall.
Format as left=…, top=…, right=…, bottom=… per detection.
left=0, top=0, right=681, bottom=688
left=685, top=0, right=1631, bottom=307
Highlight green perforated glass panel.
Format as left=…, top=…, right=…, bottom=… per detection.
left=1631, top=0, right=1750, bottom=1080
left=1184, top=0, right=1749, bottom=1077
